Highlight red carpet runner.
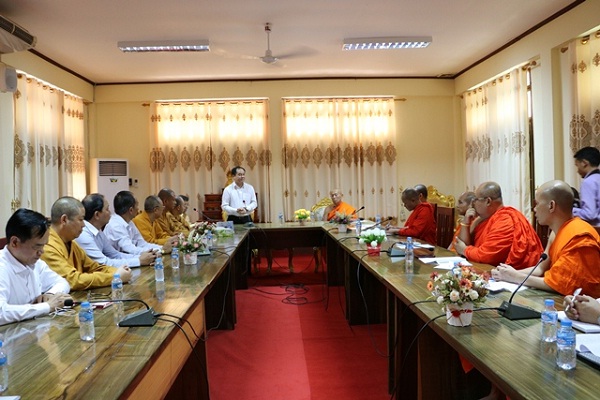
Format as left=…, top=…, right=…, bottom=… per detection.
left=206, top=283, right=388, bottom=399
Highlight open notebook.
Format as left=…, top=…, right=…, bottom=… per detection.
left=558, top=312, right=600, bottom=333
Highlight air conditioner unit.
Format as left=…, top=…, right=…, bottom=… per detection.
left=89, top=158, right=129, bottom=213
left=0, top=15, right=36, bottom=54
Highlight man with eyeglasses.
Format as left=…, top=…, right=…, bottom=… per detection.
left=323, top=189, right=356, bottom=221
left=453, top=181, right=543, bottom=268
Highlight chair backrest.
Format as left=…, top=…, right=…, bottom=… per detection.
left=0, top=237, right=6, bottom=249
left=311, top=197, right=333, bottom=221
left=436, top=206, right=455, bottom=249
left=427, top=186, right=456, bottom=208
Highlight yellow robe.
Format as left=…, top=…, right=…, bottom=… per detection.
left=41, top=228, right=116, bottom=290
left=133, top=211, right=169, bottom=245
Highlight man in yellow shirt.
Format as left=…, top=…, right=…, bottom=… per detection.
left=41, top=196, right=132, bottom=291
left=156, top=188, right=182, bottom=236
left=133, top=195, right=177, bottom=248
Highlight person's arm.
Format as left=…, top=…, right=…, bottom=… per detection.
left=0, top=272, right=51, bottom=326
left=221, top=186, right=237, bottom=215
left=397, top=207, right=428, bottom=238
left=75, top=230, right=112, bottom=266
left=573, top=177, right=599, bottom=221
left=492, top=263, right=555, bottom=292
left=458, top=208, right=478, bottom=246
left=463, top=214, right=513, bottom=265
left=38, top=261, right=71, bottom=294
left=107, top=220, right=144, bottom=255
left=246, top=186, right=257, bottom=212
left=566, top=295, right=600, bottom=324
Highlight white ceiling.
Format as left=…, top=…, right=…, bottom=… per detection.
left=0, top=0, right=579, bottom=84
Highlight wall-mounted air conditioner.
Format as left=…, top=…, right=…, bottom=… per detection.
left=90, top=159, right=129, bottom=213
left=0, top=15, right=36, bottom=54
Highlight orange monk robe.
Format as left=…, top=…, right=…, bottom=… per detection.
left=326, top=201, right=356, bottom=221
left=464, top=206, right=542, bottom=269
left=544, top=217, right=600, bottom=298
left=398, top=202, right=437, bottom=245
left=448, top=224, right=461, bottom=252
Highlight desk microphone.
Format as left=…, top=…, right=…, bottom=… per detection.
left=194, top=208, right=220, bottom=222
left=362, top=217, right=393, bottom=231
left=351, top=206, right=365, bottom=216
left=64, top=299, right=74, bottom=307
left=498, top=253, right=548, bottom=320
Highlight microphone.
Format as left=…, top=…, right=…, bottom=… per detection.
left=64, top=299, right=74, bottom=307
left=362, top=217, right=393, bottom=231
left=194, top=208, right=219, bottom=222
left=351, top=206, right=365, bottom=216
left=498, top=253, right=548, bottom=320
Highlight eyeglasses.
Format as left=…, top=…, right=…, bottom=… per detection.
left=473, top=197, right=488, bottom=203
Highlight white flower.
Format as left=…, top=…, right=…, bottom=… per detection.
left=437, top=296, right=444, bottom=304
left=370, top=240, right=378, bottom=247
left=468, top=290, right=479, bottom=300
left=449, top=290, right=460, bottom=302
left=358, top=238, right=365, bottom=244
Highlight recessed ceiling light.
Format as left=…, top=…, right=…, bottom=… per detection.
left=117, top=40, right=210, bottom=53
left=342, top=37, right=432, bottom=50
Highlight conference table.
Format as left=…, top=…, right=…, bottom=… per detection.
left=1, top=222, right=599, bottom=399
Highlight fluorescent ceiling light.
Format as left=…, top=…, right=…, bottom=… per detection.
left=342, top=37, right=432, bottom=50
left=118, top=40, right=210, bottom=52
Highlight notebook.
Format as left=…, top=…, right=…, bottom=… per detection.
left=558, top=312, right=600, bottom=333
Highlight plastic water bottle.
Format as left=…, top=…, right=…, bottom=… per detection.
left=79, top=301, right=95, bottom=342
left=206, top=230, right=213, bottom=248
left=556, top=320, right=576, bottom=370
left=111, top=273, right=124, bottom=323
left=154, top=255, right=164, bottom=282
left=171, top=247, right=180, bottom=269
left=376, top=214, right=382, bottom=225
left=541, top=299, right=558, bottom=342
left=405, top=237, right=414, bottom=269
left=355, top=219, right=362, bottom=236
left=0, top=341, right=8, bottom=392
left=278, top=212, right=284, bottom=225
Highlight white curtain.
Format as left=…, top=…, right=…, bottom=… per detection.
left=282, top=97, right=397, bottom=221
left=462, top=68, right=531, bottom=218
left=149, top=100, right=271, bottom=220
left=560, top=32, right=600, bottom=186
left=13, top=74, right=86, bottom=216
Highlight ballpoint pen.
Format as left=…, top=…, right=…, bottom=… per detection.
left=565, top=287, right=582, bottom=314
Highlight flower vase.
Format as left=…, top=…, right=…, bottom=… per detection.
left=367, top=244, right=381, bottom=256
left=446, top=302, right=474, bottom=327
left=338, top=224, right=348, bottom=233
left=183, top=251, right=198, bottom=265
left=299, top=219, right=306, bottom=226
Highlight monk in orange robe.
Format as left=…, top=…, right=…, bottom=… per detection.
left=323, top=189, right=357, bottom=221
left=388, top=188, right=437, bottom=245
left=493, top=180, right=600, bottom=297
left=448, top=191, right=476, bottom=251
left=454, top=181, right=542, bottom=269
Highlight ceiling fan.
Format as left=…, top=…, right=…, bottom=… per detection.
left=260, top=23, right=278, bottom=64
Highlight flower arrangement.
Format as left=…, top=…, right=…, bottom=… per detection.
left=331, top=212, right=351, bottom=224
left=358, top=228, right=387, bottom=247
left=213, top=226, right=234, bottom=238
left=193, top=221, right=216, bottom=235
left=294, top=208, right=311, bottom=220
left=427, top=265, right=490, bottom=308
left=175, top=230, right=206, bottom=254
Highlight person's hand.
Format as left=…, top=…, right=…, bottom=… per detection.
left=236, top=207, right=247, bottom=215
left=117, top=266, right=133, bottom=283
left=492, top=263, right=519, bottom=283
left=42, top=293, right=72, bottom=311
left=464, top=207, right=477, bottom=225
left=568, top=295, right=600, bottom=324
left=162, top=236, right=178, bottom=253
left=453, top=237, right=466, bottom=256
left=139, top=250, right=156, bottom=266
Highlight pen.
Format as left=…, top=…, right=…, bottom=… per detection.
left=565, top=287, right=582, bottom=314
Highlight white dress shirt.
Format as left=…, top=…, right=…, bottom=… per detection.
left=0, top=247, right=70, bottom=326
left=75, top=220, right=141, bottom=267
left=104, top=214, right=160, bottom=255
left=221, top=182, right=257, bottom=216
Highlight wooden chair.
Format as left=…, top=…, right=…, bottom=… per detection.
left=310, top=197, right=334, bottom=272
left=0, top=237, right=6, bottom=249
left=436, top=206, right=455, bottom=249
left=427, top=186, right=456, bottom=208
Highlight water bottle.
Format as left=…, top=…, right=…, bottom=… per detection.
left=171, top=247, right=180, bottom=269
left=541, top=299, right=558, bottom=342
left=156, top=281, right=166, bottom=302
left=79, top=301, right=95, bottom=342
left=376, top=214, right=382, bottom=225
left=405, top=237, right=414, bottom=269
left=310, top=211, right=315, bottom=224
left=355, top=219, right=362, bottom=236
left=154, top=255, right=164, bottom=282
left=556, top=320, right=576, bottom=370
left=0, top=341, right=8, bottom=392
left=111, top=273, right=124, bottom=323
left=206, top=230, right=213, bottom=248
left=278, top=212, right=284, bottom=225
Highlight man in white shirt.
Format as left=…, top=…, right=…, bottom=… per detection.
left=104, top=191, right=164, bottom=255
left=0, top=208, right=71, bottom=326
left=221, top=166, right=257, bottom=224
left=76, top=193, right=156, bottom=267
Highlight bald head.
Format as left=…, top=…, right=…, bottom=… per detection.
left=50, top=196, right=84, bottom=224
left=401, top=188, right=420, bottom=211
left=537, top=180, right=574, bottom=212
left=477, top=182, right=502, bottom=201
left=414, top=184, right=428, bottom=201
left=457, top=191, right=477, bottom=215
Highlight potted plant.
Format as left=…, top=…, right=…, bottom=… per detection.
left=332, top=211, right=351, bottom=232
left=294, top=208, right=311, bottom=225
left=427, top=265, right=490, bottom=326
left=358, top=228, right=387, bottom=255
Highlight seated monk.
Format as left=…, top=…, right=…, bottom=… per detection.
left=493, top=180, right=600, bottom=297
left=322, top=189, right=356, bottom=221
left=454, top=181, right=543, bottom=269
left=388, top=188, right=437, bottom=245
left=414, top=184, right=436, bottom=218
left=448, top=191, right=476, bottom=251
